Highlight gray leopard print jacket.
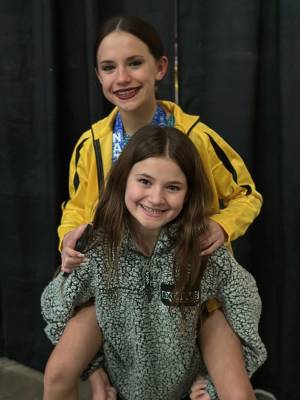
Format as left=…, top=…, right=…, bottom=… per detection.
left=41, top=228, right=267, bottom=400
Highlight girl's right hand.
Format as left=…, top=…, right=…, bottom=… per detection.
left=189, top=377, right=210, bottom=400
left=61, top=224, right=88, bottom=273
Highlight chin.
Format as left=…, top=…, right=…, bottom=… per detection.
left=118, top=98, right=142, bottom=111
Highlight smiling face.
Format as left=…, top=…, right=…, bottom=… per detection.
left=95, top=31, right=167, bottom=116
left=124, top=156, right=188, bottom=240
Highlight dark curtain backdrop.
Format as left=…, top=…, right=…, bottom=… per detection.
left=1, top=1, right=299, bottom=399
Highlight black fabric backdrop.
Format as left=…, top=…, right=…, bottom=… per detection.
left=1, top=1, right=299, bottom=399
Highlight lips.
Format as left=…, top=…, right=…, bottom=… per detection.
left=113, top=87, right=141, bottom=100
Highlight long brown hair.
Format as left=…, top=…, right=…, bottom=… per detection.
left=92, top=125, right=213, bottom=294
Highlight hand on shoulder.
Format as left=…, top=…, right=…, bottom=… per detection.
left=61, top=224, right=88, bottom=272
left=200, top=220, right=227, bottom=256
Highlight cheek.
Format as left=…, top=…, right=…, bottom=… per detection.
left=98, top=74, right=113, bottom=91
left=100, top=78, right=108, bottom=90
left=124, top=184, right=137, bottom=208
left=139, top=67, right=157, bottom=85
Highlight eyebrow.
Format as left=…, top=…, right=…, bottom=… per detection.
left=99, top=55, right=145, bottom=65
left=136, top=173, right=185, bottom=185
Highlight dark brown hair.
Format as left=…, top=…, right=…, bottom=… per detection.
left=92, top=125, right=213, bottom=296
left=94, top=15, right=165, bottom=70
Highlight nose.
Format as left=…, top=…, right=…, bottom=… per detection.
left=148, top=186, right=164, bottom=205
left=116, top=66, right=131, bottom=84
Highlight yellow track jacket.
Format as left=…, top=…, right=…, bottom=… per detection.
left=58, top=101, right=262, bottom=250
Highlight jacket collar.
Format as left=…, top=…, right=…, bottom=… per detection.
left=159, top=100, right=200, bottom=134
left=91, top=101, right=200, bottom=140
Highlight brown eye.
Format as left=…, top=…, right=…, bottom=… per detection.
left=101, top=64, right=115, bottom=72
left=167, top=185, right=180, bottom=192
left=138, top=178, right=151, bottom=186
left=129, top=59, right=143, bottom=68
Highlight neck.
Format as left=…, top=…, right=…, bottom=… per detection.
left=119, top=99, right=158, bottom=135
left=135, top=236, right=156, bottom=256
left=129, top=220, right=160, bottom=256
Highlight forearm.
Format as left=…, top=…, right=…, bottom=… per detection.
left=58, top=132, right=95, bottom=250
left=191, top=125, right=263, bottom=242
left=211, top=188, right=262, bottom=242
left=58, top=202, right=91, bottom=251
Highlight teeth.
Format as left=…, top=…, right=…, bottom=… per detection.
left=141, top=205, right=165, bottom=214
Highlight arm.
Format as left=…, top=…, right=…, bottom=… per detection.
left=57, top=131, right=96, bottom=251
left=190, top=124, right=262, bottom=243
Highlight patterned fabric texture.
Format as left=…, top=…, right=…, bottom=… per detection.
left=41, top=227, right=267, bottom=400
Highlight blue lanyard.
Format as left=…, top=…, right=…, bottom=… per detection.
left=112, top=104, right=174, bottom=163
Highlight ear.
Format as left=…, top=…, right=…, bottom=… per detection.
left=95, top=67, right=103, bottom=84
left=155, top=56, right=168, bottom=81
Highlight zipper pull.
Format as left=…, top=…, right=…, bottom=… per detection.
left=145, top=271, right=152, bottom=302
left=145, top=271, right=150, bottom=286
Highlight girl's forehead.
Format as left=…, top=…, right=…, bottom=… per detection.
left=130, top=156, right=186, bottom=180
left=97, top=31, right=151, bottom=59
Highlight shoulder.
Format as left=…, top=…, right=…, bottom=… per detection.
left=73, top=129, right=93, bottom=151
left=204, top=246, right=258, bottom=293
left=161, top=100, right=234, bottom=159
left=170, top=103, right=226, bottom=150
left=202, top=246, right=232, bottom=284
left=208, top=245, right=235, bottom=268
left=73, top=107, right=118, bottom=150
left=71, top=108, right=117, bottom=158
left=91, top=107, right=118, bottom=140
left=188, top=120, right=232, bottom=157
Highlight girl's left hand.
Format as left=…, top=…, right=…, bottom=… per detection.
left=200, top=220, right=227, bottom=256
left=189, top=377, right=210, bottom=400
left=90, top=367, right=117, bottom=400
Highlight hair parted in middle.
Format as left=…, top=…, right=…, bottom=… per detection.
left=94, top=15, right=165, bottom=70
left=92, top=124, right=213, bottom=294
